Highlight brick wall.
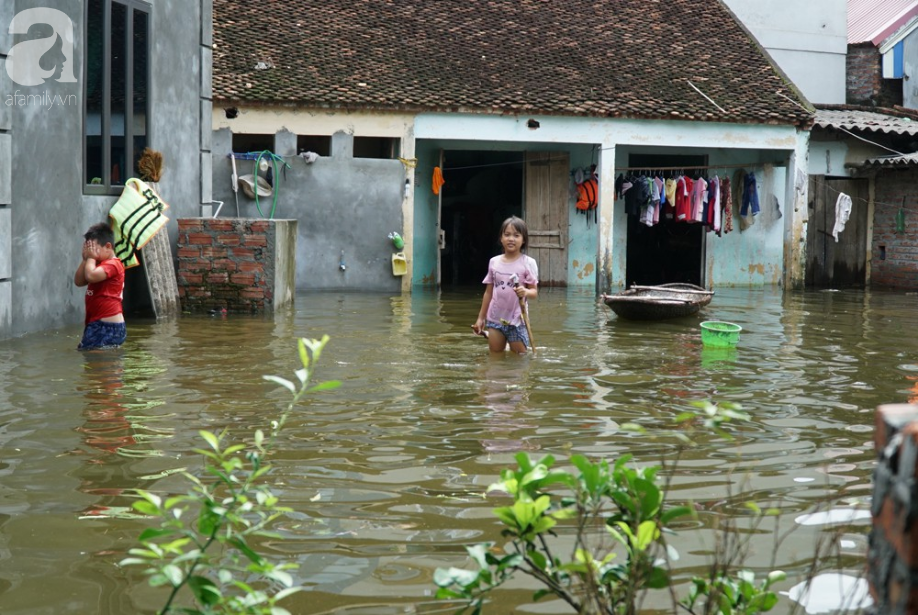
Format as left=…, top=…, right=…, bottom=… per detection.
left=176, top=218, right=297, bottom=313
left=871, top=170, right=918, bottom=289
left=847, top=44, right=903, bottom=106
left=869, top=404, right=918, bottom=614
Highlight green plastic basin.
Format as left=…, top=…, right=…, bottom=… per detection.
left=700, top=321, right=742, bottom=348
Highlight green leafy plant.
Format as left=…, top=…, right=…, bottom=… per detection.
left=435, top=401, right=786, bottom=615
left=682, top=569, right=786, bottom=615
left=120, top=336, right=339, bottom=615
left=435, top=452, right=691, bottom=615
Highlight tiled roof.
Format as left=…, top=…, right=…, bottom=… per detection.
left=848, top=0, right=918, bottom=45
left=813, top=105, right=918, bottom=136
left=212, top=0, right=812, bottom=126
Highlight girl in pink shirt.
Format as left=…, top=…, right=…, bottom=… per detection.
left=473, top=216, right=539, bottom=354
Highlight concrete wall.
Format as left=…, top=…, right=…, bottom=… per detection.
left=0, top=0, right=211, bottom=340
left=210, top=125, right=406, bottom=293
left=721, top=0, right=847, bottom=105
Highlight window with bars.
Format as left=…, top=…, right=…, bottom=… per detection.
left=84, top=0, right=150, bottom=192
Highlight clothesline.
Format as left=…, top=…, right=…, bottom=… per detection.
left=615, top=161, right=784, bottom=172
left=810, top=176, right=909, bottom=210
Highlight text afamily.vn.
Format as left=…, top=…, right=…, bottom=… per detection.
left=5, top=90, right=77, bottom=110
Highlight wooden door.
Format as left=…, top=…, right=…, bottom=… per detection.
left=805, top=176, right=868, bottom=288
left=524, top=152, right=569, bottom=287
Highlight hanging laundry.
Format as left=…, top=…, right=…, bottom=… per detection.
left=432, top=166, right=445, bottom=195
left=795, top=168, right=808, bottom=222
left=832, top=192, right=852, bottom=242
left=709, top=176, right=721, bottom=232
left=721, top=176, right=733, bottom=233
left=674, top=176, right=693, bottom=221
left=692, top=176, right=707, bottom=223
left=733, top=169, right=754, bottom=231
left=663, top=177, right=677, bottom=219
left=740, top=171, right=760, bottom=217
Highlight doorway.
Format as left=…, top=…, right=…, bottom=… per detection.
left=625, top=154, right=707, bottom=287
left=805, top=176, right=868, bottom=288
left=439, top=151, right=523, bottom=287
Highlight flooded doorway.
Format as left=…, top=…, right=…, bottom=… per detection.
left=806, top=176, right=869, bottom=288
left=625, top=154, right=707, bottom=287
left=439, top=151, right=523, bottom=287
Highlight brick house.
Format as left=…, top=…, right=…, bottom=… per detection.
left=801, top=0, right=918, bottom=289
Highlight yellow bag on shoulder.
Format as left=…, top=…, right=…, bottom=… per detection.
left=109, top=178, right=170, bottom=268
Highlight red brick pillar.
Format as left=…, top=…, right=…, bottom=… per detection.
left=176, top=218, right=297, bottom=313
left=869, top=404, right=918, bottom=614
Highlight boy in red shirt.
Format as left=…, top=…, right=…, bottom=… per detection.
left=73, top=223, right=126, bottom=350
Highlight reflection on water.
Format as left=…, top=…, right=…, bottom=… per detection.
left=0, top=287, right=913, bottom=613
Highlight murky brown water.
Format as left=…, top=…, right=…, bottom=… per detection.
left=2, top=287, right=910, bottom=614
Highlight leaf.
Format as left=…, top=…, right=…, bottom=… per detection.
left=188, top=575, right=221, bottom=605
left=434, top=567, right=479, bottom=589
left=635, top=520, right=660, bottom=550
left=198, top=430, right=220, bottom=451
left=297, top=338, right=310, bottom=369
left=661, top=505, right=694, bottom=525
left=163, top=564, right=184, bottom=587
left=307, top=380, right=341, bottom=393
left=466, top=544, right=489, bottom=570
left=132, top=500, right=161, bottom=517
left=766, top=570, right=787, bottom=586
left=274, top=587, right=303, bottom=601
left=294, top=368, right=308, bottom=384
left=493, top=506, right=518, bottom=528
left=266, top=569, right=294, bottom=587
left=759, top=592, right=779, bottom=611
left=646, top=566, right=670, bottom=589
left=263, top=375, right=295, bottom=393
left=230, top=537, right=263, bottom=565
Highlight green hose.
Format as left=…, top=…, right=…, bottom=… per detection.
left=253, top=150, right=279, bottom=219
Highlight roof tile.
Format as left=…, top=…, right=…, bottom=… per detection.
left=213, top=0, right=812, bottom=126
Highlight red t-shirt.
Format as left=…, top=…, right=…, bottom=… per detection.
left=85, top=258, right=125, bottom=324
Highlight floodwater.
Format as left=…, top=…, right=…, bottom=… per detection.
left=2, top=286, right=913, bottom=614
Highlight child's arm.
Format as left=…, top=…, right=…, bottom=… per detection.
left=81, top=258, right=111, bottom=284
left=73, top=259, right=87, bottom=287
left=473, top=284, right=494, bottom=335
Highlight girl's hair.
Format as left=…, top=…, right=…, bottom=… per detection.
left=499, top=216, right=529, bottom=251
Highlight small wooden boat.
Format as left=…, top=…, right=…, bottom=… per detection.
left=601, top=283, right=714, bottom=320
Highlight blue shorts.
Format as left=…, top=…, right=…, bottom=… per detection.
left=78, top=320, right=127, bottom=350
left=486, top=320, right=530, bottom=347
